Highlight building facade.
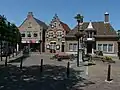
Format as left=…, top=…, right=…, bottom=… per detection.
left=18, top=12, right=47, bottom=52
left=45, top=14, right=70, bottom=53
left=65, top=12, right=118, bottom=56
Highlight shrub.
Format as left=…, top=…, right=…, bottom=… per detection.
left=102, top=56, right=115, bottom=63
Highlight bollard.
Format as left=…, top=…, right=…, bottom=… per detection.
left=67, top=62, right=70, bottom=78
left=12, top=53, right=14, bottom=57
left=107, top=64, right=111, bottom=81
left=16, top=51, right=17, bottom=56
left=20, top=57, right=23, bottom=69
left=40, top=59, right=43, bottom=73
left=5, top=55, right=7, bottom=66
left=1, top=55, right=2, bottom=61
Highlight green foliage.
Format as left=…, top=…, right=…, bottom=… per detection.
left=0, top=15, right=21, bottom=43
left=102, top=56, right=115, bottom=63
left=104, top=56, right=112, bottom=60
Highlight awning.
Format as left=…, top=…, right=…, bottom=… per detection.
left=21, top=41, right=26, bottom=43
left=36, top=40, right=39, bottom=43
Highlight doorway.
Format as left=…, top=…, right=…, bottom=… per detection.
left=87, top=43, right=92, bottom=53
left=61, top=44, right=64, bottom=52
left=50, top=42, right=56, bottom=53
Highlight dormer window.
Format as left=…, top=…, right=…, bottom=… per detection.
left=85, top=21, right=96, bottom=38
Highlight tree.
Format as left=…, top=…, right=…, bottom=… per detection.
left=0, top=15, right=8, bottom=61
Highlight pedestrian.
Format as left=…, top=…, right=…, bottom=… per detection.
left=118, top=51, right=120, bottom=60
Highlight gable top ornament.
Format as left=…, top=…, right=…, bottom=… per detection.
left=53, top=13, right=59, bottom=20
left=87, top=20, right=94, bottom=29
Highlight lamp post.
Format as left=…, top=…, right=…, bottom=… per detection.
left=74, top=14, right=84, bottom=67
left=39, top=40, right=42, bottom=54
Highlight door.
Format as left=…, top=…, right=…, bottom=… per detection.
left=61, top=45, right=64, bottom=52
left=61, top=42, right=65, bottom=52
left=50, top=42, right=56, bottom=53
left=87, top=43, right=92, bottom=53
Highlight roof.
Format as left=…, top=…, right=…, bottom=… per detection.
left=85, top=22, right=95, bottom=31
left=18, top=17, right=48, bottom=30
left=34, top=18, right=48, bottom=30
left=60, top=21, right=71, bottom=33
left=65, top=22, right=117, bottom=38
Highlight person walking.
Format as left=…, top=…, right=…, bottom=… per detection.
left=118, top=51, right=120, bottom=60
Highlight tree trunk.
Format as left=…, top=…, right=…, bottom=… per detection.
left=1, top=41, right=2, bottom=61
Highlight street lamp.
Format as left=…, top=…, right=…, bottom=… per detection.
left=74, top=14, right=84, bottom=67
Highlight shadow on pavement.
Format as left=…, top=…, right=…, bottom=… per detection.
left=0, top=64, right=95, bottom=90
left=8, top=56, right=29, bottom=63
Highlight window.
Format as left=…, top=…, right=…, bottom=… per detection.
left=54, top=22, right=57, bottom=27
left=27, top=32, right=31, bottom=37
left=69, top=43, right=73, bottom=51
left=73, top=44, right=77, bottom=51
left=57, top=31, right=63, bottom=38
left=98, top=44, right=102, bottom=51
left=34, top=33, right=38, bottom=37
left=48, top=31, right=54, bottom=38
left=103, top=44, right=107, bottom=52
left=97, top=43, right=114, bottom=53
left=69, top=43, right=78, bottom=51
left=21, top=33, right=25, bottom=37
left=40, top=32, right=41, bottom=39
left=58, top=39, right=61, bottom=41
left=90, top=32, right=92, bottom=38
left=108, top=44, right=113, bottom=52
left=27, top=33, right=31, bottom=37
left=28, top=22, right=32, bottom=28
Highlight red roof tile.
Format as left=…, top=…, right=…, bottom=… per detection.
left=60, top=21, right=71, bottom=33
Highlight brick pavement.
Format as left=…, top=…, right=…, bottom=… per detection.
left=1, top=52, right=120, bottom=90
left=83, top=59, right=120, bottom=90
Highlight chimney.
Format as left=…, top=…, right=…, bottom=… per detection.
left=104, top=12, right=109, bottom=23
left=27, top=12, right=33, bottom=19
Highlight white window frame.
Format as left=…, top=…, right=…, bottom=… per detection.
left=108, top=44, right=114, bottom=53
left=97, top=44, right=102, bottom=51
left=69, top=43, right=73, bottom=51
left=103, top=44, right=107, bottom=52
left=73, top=43, right=77, bottom=51
left=97, top=43, right=114, bottom=53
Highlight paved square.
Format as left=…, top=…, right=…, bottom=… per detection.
left=1, top=53, right=120, bottom=90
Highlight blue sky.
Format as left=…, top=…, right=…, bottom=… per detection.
left=0, top=0, right=120, bottom=30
